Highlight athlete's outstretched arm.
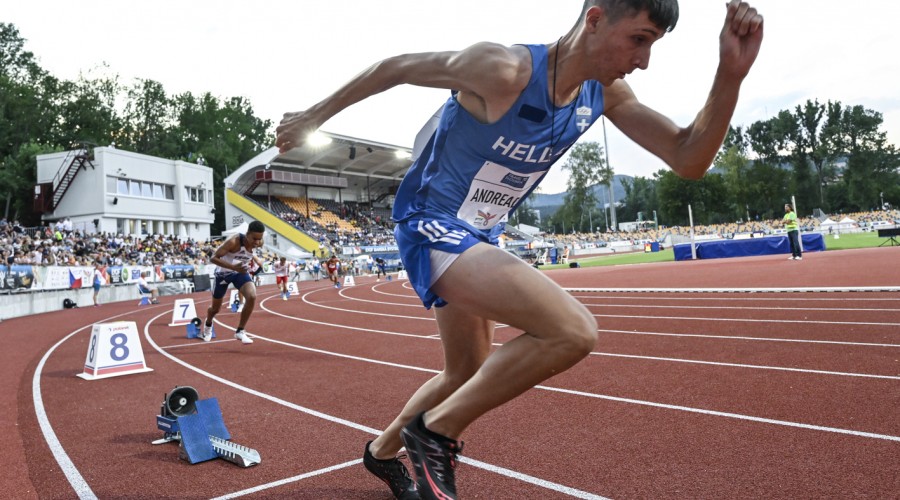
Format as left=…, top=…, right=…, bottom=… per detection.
left=275, top=43, right=528, bottom=153
left=604, top=0, right=763, bottom=179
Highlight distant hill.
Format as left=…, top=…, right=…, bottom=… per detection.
left=531, top=174, right=632, bottom=219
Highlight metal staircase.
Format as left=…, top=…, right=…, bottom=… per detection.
left=51, top=148, right=95, bottom=209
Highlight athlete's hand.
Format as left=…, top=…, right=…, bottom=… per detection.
left=719, top=0, right=763, bottom=79
left=275, top=110, right=320, bottom=153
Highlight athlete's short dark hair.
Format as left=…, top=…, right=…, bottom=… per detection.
left=248, top=220, right=265, bottom=234
left=582, top=0, right=679, bottom=32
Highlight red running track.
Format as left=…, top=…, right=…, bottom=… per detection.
left=3, top=247, right=899, bottom=498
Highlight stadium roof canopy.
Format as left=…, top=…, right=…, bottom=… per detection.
left=225, top=131, right=415, bottom=199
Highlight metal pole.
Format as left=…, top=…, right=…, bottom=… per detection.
left=602, top=117, right=617, bottom=231
left=589, top=206, right=593, bottom=233
left=792, top=195, right=803, bottom=252
left=689, top=204, right=697, bottom=260
left=604, top=203, right=609, bottom=230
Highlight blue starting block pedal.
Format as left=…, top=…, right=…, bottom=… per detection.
left=185, top=318, right=215, bottom=339
left=152, top=387, right=260, bottom=467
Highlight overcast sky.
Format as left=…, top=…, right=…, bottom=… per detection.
left=6, top=0, right=899, bottom=194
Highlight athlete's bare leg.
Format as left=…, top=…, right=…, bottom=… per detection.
left=205, top=296, right=223, bottom=325
left=368, top=304, right=494, bottom=459
left=237, top=282, right=256, bottom=330
left=423, top=242, right=597, bottom=439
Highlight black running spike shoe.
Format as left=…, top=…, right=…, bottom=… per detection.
left=363, top=441, right=418, bottom=500
left=400, top=412, right=464, bottom=500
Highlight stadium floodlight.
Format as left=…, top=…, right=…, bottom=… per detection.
left=307, top=132, right=333, bottom=147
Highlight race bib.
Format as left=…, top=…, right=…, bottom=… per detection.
left=457, top=161, right=546, bottom=229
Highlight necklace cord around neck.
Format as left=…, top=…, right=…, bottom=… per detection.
left=550, top=37, right=562, bottom=154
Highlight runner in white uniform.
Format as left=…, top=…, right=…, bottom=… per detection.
left=201, top=221, right=266, bottom=345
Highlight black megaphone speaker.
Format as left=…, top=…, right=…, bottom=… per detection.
left=162, top=386, right=200, bottom=417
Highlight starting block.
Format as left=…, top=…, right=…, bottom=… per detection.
left=397, top=270, right=409, bottom=280
left=138, top=296, right=151, bottom=306
left=286, top=281, right=299, bottom=297
left=342, top=275, right=356, bottom=287
left=169, top=298, right=199, bottom=326
left=229, top=290, right=244, bottom=313
left=152, top=386, right=260, bottom=467
left=186, top=317, right=215, bottom=339
left=77, top=321, right=153, bottom=380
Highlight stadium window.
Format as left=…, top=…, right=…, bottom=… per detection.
left=153, top=183, right=164, bottom=199
left=141, top=182, right=152, bottom=197
left=165, top=186, right=174, bottom=200
left=198, top=189, right=205, bottom=203
left=130, top=180, right=141, bottom=196
left=117, top=178, right=129, bottom=194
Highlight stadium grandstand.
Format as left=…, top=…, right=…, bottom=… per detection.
left=223, top=131, right=413, bottom=265
left=6, top=133, right=896, bottom=321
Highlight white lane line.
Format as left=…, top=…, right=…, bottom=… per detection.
left=262, top=296, right=433, bottom=339
left=593, top=313, right=900, bottom=327
left=572, top=295, right=900, bottom=302
left=303, top=287, right=434, bottom=321
left=33, top=326, right=98, bottom=500
left=209, top=459, right=362, bottom=500
left=195, top=309, right=900, bottom=443
left=584, top=303, right=900, bottom=313
left=260, top=299, right=897, bottom=379
left=338, top=292, right=423, bottom=308
left=591, top=352, right=900, bottom=380
left=537, top=385, right=900, bottom=443
left=145, top=312, right=604, bottom=499
left=566, top=286, right=900, bottom=293
left=33, top=307, right=147, bottom=499
left=597, top=329, right=900, bottom=348
left=371, top=283, right=420, bottom=299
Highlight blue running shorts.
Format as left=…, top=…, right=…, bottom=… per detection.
left=212, top=271, right=253, bottom=300
left=394, top=217, right=499, bottom=309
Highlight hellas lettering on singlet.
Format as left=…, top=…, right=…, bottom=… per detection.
left=458, top=160, right=546, bottom=229
left=491, top=136, right=554, bottom=164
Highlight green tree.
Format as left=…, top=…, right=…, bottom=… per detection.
left=618, top=176, right=657, bottom=225
left=0, top=142, right=60, bottom=222
left=745, top=161, right=791, bottom=220
left=835, top=105, right=898, bottom=211
left=557, top=142, right=611, bottom=233
left=655, top=169, right=730, bottom=226
left=0, top=23, right=60, bottom=220
left=53, top=67, right=124, bottom=148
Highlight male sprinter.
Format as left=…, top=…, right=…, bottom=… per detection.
left=274, top=255, right=290, bottom=299
left=201, top=220, right=265, bottom=344
left=277, top=1, right=763, bottom=497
